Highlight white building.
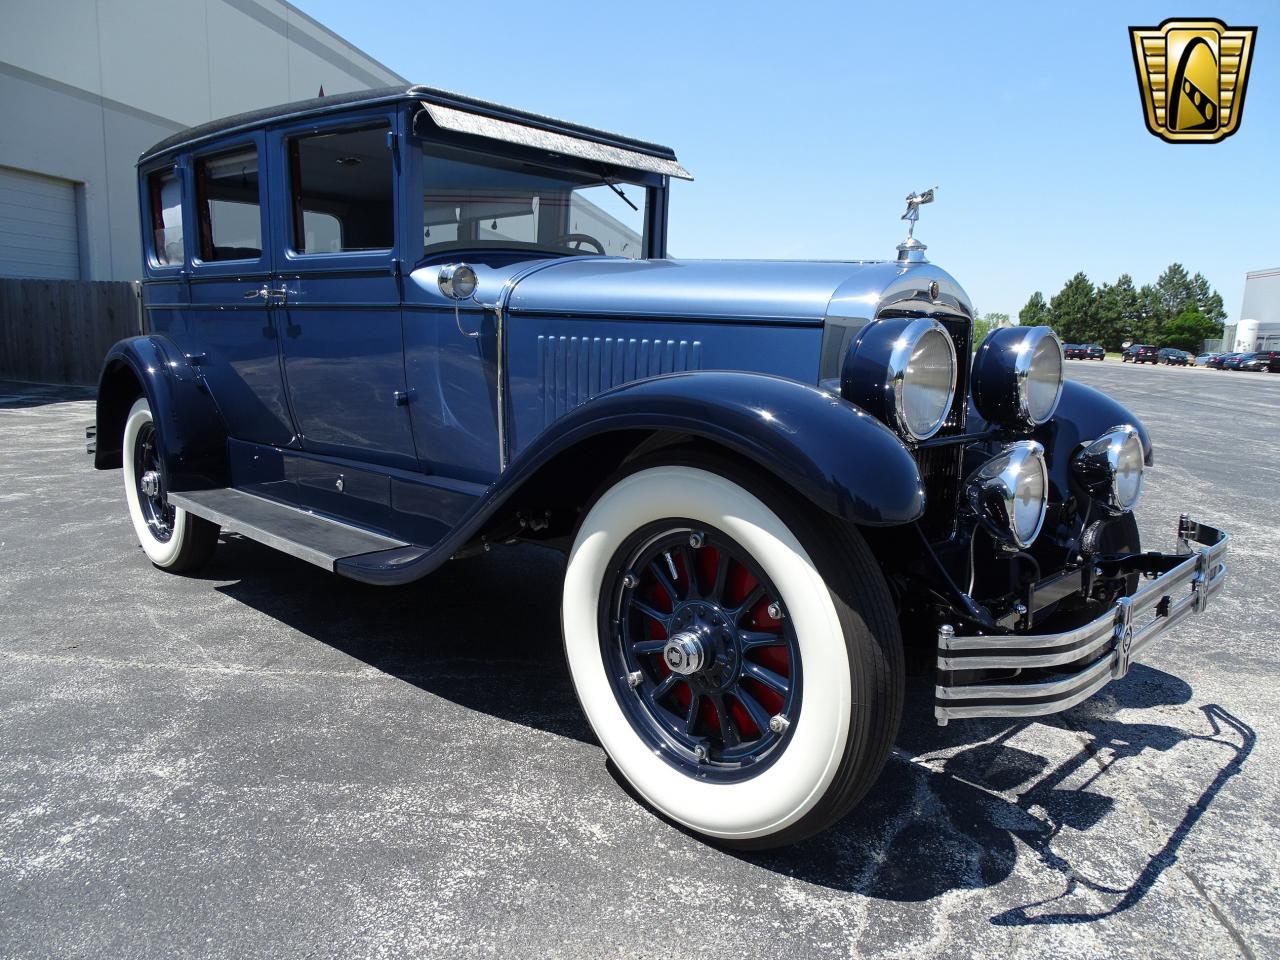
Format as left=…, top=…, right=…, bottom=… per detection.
left=1227, top=267, right=1280, bottom=352
left=0, top=0, right=403, bottom=281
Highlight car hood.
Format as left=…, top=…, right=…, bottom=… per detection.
left=500, top=257, right=974, bottom=325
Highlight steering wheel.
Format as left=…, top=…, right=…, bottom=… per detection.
left=555, top=233, right=606, bottom=255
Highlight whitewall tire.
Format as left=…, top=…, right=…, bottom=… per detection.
left=563, top=454, right=902, bottom=847
left=121, top=397, right=219, bottom=572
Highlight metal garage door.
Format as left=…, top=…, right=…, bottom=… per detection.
left=0, top=166, right=81, bottom=279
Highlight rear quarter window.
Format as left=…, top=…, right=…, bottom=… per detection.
left=147, top=169, right=184, bottom=265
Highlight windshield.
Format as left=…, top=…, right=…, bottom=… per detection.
left=421, top=143, right=649, bottom=260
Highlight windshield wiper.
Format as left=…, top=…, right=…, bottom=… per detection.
left=604, top=180, right=638, bottom=212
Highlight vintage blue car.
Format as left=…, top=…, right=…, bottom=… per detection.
left=90, top=86, right=1228, bottom=848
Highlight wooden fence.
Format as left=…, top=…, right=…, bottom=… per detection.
left=0, top=278, right=142, bottom=386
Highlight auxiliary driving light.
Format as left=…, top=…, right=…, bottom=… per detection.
left=966, top=440, right=1049, bottom=549
left=841, top=317, right=958, bottom=441
left=1072, top=424, right=1145, bottom=513
left=438, top=263, right=478, bottom=300
left=970, top=326, right=1065, bottom=428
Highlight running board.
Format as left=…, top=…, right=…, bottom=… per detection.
left=168, top=487, right=409, bottom=572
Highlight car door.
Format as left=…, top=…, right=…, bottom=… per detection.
left=182, top=133, right=297, bottom=447
left=268, top=110, right=417, bottom=471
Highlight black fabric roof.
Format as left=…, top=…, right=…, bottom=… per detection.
left=140, top=85, right=679, bottom=164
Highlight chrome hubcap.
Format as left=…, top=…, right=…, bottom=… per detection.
left=663, top=627, right=709, bottom=676
left=140, top=469, right=161, bottom=499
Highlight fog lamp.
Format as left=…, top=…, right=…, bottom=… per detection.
left=971, top=326, right=1064, bottom=427
left=966, top=440, right=1048, bottom=549
left=1072, top=424, right=1145, bottom=513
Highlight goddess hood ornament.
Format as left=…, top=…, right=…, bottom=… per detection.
left=897, top=187, right=936, bottom=263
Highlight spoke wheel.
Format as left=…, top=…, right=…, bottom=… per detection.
left=602, top=522, right=800, bottom=780
left=132, top=420, right=175, bottom=543
left=564, top=454, right=904, bottom=847
left=121, top=397, right=219, bottom=572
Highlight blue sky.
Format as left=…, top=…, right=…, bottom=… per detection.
left=296, top=1, right=1277, bottom=322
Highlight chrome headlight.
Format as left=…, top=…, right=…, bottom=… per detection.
left=841, top=317, right=957, bottom=441
left=1073, top=424, right=1145, bottom=513
left=971, top=326, right=1065, bottom=427
left=966, top=440, right=1048, bottom=549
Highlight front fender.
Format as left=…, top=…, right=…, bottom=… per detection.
left=518, top=371, right=926, bottom=525
left=336, top=371, right=923, bottom=585
left=1026, top=379, right=1153, bottom=507
left=95, top=336, right=229, bottom=491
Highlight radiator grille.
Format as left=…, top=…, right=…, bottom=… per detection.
left=538, top=335, right=702, bottom=425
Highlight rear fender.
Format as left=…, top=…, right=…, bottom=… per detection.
left=94, top=336, right=229, bottom=491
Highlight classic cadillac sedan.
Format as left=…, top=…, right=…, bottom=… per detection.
left=90, top=86, right=1228, bottom=848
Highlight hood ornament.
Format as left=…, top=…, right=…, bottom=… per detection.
left=897, top=187, right=936, bottom=263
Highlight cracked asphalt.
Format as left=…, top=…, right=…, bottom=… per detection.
left=1, top=362, right=1277, bottom=959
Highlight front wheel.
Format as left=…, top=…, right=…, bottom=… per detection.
left=121, top=397, right=219, bottom=572
left=562, top=455, right=903, bottom=848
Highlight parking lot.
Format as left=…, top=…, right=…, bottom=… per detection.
left=1, top=362, right=1277, bottom=960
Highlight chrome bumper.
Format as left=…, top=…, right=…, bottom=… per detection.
left=935, top=516, right=1229, bottom=724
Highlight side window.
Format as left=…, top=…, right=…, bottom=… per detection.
left=196, top=147, right=262, bottom=261
left=289, top=124, right=393, bottom=254
left=147, top=169, right=184, bottom=266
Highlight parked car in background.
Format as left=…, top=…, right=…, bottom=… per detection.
left=1235, top=352, right=1271, bottom=372
left=1122, top=344, right=1160, bottom=363
left=86, top=84, right=1230, bottom=849
left=1158, top=348, right=1191, bottom=366
left=1194, top=352, right=1223, bottom=366
left=1206, top=353, right=1240, bottom=369
left=1254, top=349, right=1280, bottom=372
left=1066, top=344, right=1105, bottom=360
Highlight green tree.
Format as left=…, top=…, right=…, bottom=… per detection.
left=1048, top=272, right=1095, bottom=343
left=1156, top=263, right=1197, bottom=319
left=1020, top=291, right=1049, bottom=327
left=1093, top=281, right=1118, bottom=348
left=1159, top=308, right=1224, bottom=352
left=1092, top=274, right=1140, bottom=350
left=1134, top=283, right=1165, bottom=344
left=1190, top=271, right=1226, bottom=323
left=973, top=312, right=1009, bottom=346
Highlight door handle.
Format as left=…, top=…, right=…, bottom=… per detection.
left=243, top=286, right=287, bottom=304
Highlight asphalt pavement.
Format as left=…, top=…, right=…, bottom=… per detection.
left=1, top=362, right=1277, bottom=959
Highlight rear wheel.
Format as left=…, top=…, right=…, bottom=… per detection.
left=121, top=397, right=219, bottom=572
left=562, top=453, right=903, bottom=848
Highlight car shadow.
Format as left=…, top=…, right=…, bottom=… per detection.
left=740, top=674, right=1254, bottom=925
left=198, top=534, right=1254, bottom=923
left=202, top=534, right=596, bottom=744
